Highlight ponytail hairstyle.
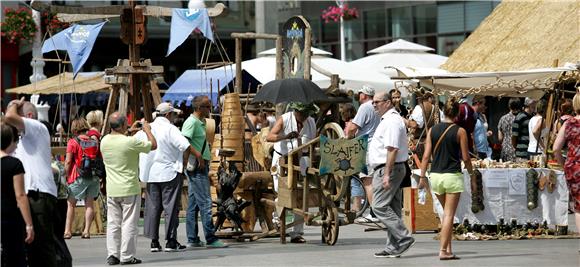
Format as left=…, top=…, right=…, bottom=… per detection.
left=443, top=97, right=460, bottom=120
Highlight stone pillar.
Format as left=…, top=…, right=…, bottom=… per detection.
left=29, top=9, right=46, bottom=83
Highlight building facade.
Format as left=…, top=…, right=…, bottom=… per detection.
left=257, top=1, right=500, bottom=61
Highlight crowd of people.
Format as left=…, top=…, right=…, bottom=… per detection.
left=1, top=87, right=579, bottom=264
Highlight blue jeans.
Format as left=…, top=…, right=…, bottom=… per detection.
left=185, top=165, right=218, bottom=244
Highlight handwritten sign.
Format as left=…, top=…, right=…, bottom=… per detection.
left=319, top=134, right=368, bottom=176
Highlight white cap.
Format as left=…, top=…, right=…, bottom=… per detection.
left=156, top=102, right=181, bottom=115
left=358, top=85, right=375, bottom=96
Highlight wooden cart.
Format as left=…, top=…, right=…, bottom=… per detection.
left=275, top=122, right=357, bottom=245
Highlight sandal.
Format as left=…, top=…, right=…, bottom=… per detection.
left=63, top=232, right=72, bottom=239
left=81, top=233, right=90, bottom=239
left=440, top=254, right=460, bottom=260
left=290, top=236, right=306, bottom=243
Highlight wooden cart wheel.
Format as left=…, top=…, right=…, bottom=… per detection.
left=320, top=196, right=339, bottom=245
left=319, top=123, right=348, bottom=202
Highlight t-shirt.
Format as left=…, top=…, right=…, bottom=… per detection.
left=351, top=101, right=379, bottom=139
left=527, top=116, right=548, bottom=153
left=512, top=111, right=533, bottom=159
left=1, top=156, right=25, bottom=221
left=182, top=115, right=211, bottom=161
left=13, top=118, right=57, bottom=197
left=66, top=135, right=100, bottom=184
left=100, top=134, right=151, bottom=197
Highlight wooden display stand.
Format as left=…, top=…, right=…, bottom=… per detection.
left=403, top=188, right=440, bottom=233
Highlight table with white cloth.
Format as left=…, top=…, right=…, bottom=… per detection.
left=428, top=168, right=569, bottom=226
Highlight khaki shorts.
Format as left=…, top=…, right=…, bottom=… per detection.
left=430, top=172, right=464, bottom=195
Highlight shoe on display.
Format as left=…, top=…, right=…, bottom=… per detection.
left=206, top=240, right=229, bottom=248
left=150, top=240, right=162, bottom=252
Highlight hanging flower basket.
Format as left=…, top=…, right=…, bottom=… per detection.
left=321, top=4, right=359, bottom=24
left=42, top=11, right=69, bottom=34
left=1, top=7, right=37, bottom=44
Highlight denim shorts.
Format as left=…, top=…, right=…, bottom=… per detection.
left=350, top=176, right=364, bottom=197
left=429, top=172, right=464, bottom=195
left=68, top=176, right=99, bottom=200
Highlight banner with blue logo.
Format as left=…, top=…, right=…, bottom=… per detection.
left=166, top=8, right=214, bottom=56
left=42, top=21, right=107, bottom=78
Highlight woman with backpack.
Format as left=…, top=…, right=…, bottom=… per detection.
left=63, top=118, right=101, bottom=239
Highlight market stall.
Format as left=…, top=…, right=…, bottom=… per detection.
left=428, top=168, right=569, bottom=226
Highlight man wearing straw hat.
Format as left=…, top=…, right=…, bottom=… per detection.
left=267, top=102, right=318, bottom=243
left=182, top=96, right=228, bottom=249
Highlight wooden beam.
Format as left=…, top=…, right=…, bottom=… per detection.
left=304, top=28, right=312, bottom=80
left=43, top=3, right=227, bottom=23
left=231, top=32, right=280, bottom=40
left=106, top=65, right=164, bottom=75
left=275, top=37, right=283, bottom=80
left=143, top=3, right=227, bottom=18
left=103, top=85, right=120, bottom=134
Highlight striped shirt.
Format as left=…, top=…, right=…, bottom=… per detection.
left=512, top=111, right=532, bottom=159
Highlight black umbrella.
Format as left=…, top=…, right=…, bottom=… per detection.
left=253, top=78, right=329, bottom=104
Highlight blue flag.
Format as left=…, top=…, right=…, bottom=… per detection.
left=42, top=21, right=107, bottom=78
left=166, top=8, right=214, bottom=56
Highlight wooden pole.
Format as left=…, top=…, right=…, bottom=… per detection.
left=303, top=28, right=312, bottom=80
left=275, top=36, right=283, bottom=80
left=544, top=59, right=560, bottom=164
left=235, top=37, right=242, bottom=93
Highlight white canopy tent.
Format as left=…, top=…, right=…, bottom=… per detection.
left=349, top=39, right=448, bottom=77
left=391, top=66, right=578, bottom=99
left=238, top=47, right=400, bottom=94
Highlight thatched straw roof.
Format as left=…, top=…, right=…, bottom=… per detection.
left=442, top=0, right=580, bottom=72
left=6, top=72, right=110, bottom=95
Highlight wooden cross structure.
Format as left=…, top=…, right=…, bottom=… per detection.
left=31, top=1, right=227, bottom=128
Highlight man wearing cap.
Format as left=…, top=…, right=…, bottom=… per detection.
left=346, top=85, right=381, bottom=223
left=182, top=96, right=228, bottom=249
left=101, top=112, right=157, bottom=265
left=267, top=102, right=317, bottom=243
left=512, top=97, right=537, bottom=160
left=368, top=91, right=415, bottom=258
left=136, top=102, right=202, bottom=252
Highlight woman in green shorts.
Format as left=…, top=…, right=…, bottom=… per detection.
left=418, top=97, right=477, bottom=260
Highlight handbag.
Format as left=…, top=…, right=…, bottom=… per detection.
left=186, top=139, right=207, bottom=172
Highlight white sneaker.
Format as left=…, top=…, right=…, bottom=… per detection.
left=354, top=214, right=380, bottom=224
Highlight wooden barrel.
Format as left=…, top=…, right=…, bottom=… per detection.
left=211, top=134, right=244, bottom=162
left=222, top=93, right=243, bottom=117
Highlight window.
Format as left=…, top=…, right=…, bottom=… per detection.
left=438, top=3, right=465, bottom=34
left=437, top=35, right=465, bottom=56
left=389, top=6, right=412, bottom=38
left=321, top=20, right=339, bottom=43
left=465, top=1, right=493, bottom=31
left=414, top=4, right=437, bottom=34
left=363, top=9, right=386, bottom=39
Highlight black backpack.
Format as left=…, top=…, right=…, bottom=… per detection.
left=74, top=137, right=106, bottom=178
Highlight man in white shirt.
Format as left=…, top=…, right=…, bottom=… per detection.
left=267, top=102, right=317, bottom=243
left=5, top=98, right=59, bottom=267
left=368, top=92, right=415, bottom=258
left=136, top=102, right=202, bottom=252
left=346, top=85, right=381, bottom=223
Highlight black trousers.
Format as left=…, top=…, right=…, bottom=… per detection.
left=1, top=218, right=26, bottom=267
left=26, top=191, right=57, bottom=267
